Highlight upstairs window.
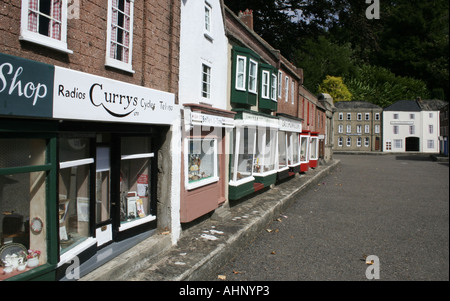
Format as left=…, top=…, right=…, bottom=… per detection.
left=235, top=56, right=247, bottom=91
left=271, top=74, right=277, bottom=101
left=248, top=59, right=258, bottom=94
left=20, top=0, right=71, bottom=53
left=261, top=70, right=270, bottom=99
left=201, top=64, right=211, bottom=99
left=106, top=0, right=134, bottom=73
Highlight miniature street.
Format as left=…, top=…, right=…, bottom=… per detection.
left=211, top=154, right=449, bottom=281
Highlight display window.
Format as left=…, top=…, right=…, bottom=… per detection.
left=230, top=127, right=256, bottom=184
left=1, top=138, right=49, bottom=280
left=185, top=138, right=219, bottom=190
left=310, top=136, right=318, bottom=160
left=278, top=131, right=288, bottom=169
left=288, top=133, right=300, bottom=166
left=254, top=128, right=277, bottom=174
left=300, top=135, right=309, bottom=163
left=58, top=137, right=94, bottom=261
left=119, top=137, right=155, bottom=231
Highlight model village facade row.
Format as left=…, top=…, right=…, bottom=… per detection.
left=0, top=1, right=446, bottom=281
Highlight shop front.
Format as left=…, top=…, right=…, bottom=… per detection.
left=300, top=130, right=310, bottom=172
left=277, top=114, right=302, bottom=181
left=309, top=132, right=319, bottom=168
left=0, top=52, right=178, bottom=281
left=180, top=104, right=235, bottom=223
left=229, top=109, right=278, bottom=200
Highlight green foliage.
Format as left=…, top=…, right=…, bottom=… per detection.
left=345, top=65, right=430, bottom=108
left=318, top=75, right=352, bottom=102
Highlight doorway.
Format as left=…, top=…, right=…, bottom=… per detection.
left=405, top=137, right=420, bottom=152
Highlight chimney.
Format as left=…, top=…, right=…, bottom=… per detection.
left=239, top=9, right=253, bottom=30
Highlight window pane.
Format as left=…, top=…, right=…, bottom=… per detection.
left=0, top=139, right=46, bottom=168
left=278, top=132, right=287, bottom=167
left=0, top=171, right=47, bottom=279
left=59, top=138, right=90, bottom=162
left=58, top=165, right=91, bottom=253
left=236, top=128, right=255, bottom=181
left=300, top=136, right=308, bottom=161
left=188, top=139, right=216, bottom=184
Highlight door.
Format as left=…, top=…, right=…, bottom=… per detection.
left=406, top=137, right=420, bottom=152
left=375, top=137, right=380, bottom=151
left=95, top=145, right=113, bottom=247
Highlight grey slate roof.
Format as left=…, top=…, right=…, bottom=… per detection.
left=334, top=101, right=382, bottom=109
left=384, top=99, right=447, bottom=111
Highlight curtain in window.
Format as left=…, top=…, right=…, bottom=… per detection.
left=28, top=0, right=38, bottom=32
left=110, top=0, right=131, bottom=63
left=50, top=0, right=62, bottom=40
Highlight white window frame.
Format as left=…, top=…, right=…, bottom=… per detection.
left=375, top=124, right=380, bottom=134
left=347, top=113, right=351, bottom=120
left=284, top=76, right=289, bottom=102
left=291, top=81, right=295, bottom=104
left=271, top=73, right=277, bottom=101
left=204, top=2, right=212, bottom=34
left=277, top=71, right=282, bottom=99
left=229, top=126, right=256, bottom=186
left=201, top=63, right=211, bottom=99
left=364, top=137, right=370, bottom=147
left=427, top=139, right=434, bottom=149
left=429, top=125, right=433, bottom=134
left=375, top=113, right=380, bottom=120
left=20, top=0, right=72, bottom=54
left=409, top=125, right=415, bottom=135
left=105, top=0, right=135, bottom=73
left=235, top=55, right=247, bottom=91
left=357, top=113, right=362, bottom=121
left=393, top=125, right=399, bottom=134
left=346, top=125, right=351, bottom=133
left=338, top=113, right=343, bottom=120
left=261, top=70, right=270, bottom=99
left=356, top=125, right=362, bottom=134
left=357, top=137, right=362, bottom=147
left=365, top=125, right=370, bottom=133
left=365, top=113, right=370, bottom=120
left=338, top=124, right=343, bottom=133
left=410, top=113, right=415, bottom=119
left=393, top=113, right=399, bottom=119
left=184, top=138, right=219, bottom=190
left=346, top=137, right=351, bottom=147
left=394, top=139, right=402, bottom=149
left=248, top=59, right=258, bottom=94
left=338, top=137, right=343, bottom=147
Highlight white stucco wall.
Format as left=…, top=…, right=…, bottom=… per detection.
left=179, top=0, right=228, bottom=110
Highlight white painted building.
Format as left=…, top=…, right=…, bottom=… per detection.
left=383, top=99, right=445, bottom=153
left=178, top=0, right=235, bottom=224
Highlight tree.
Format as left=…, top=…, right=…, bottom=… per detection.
left=318, top=75, right=352, bottom=102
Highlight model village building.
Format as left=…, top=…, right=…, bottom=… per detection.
left=0, top=1, right=335, bottom=281
left=333, top=101, right=383, bottom=152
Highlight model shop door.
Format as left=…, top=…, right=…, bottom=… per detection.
left=95, top=145, right=113, bottom=247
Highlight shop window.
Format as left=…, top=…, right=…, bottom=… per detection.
left=186, top=139, right=218, bottom=190
left=300, top=136, right=309, bottom=162
left=254, top=129, right=276, bottom=173
left=0, top=138, right=49, bottom=280
left=289, top=133, right=299, bottom=165
left=310, top=137, right=318, bottom=160
left=230, top=127, right=255, bottom=183
left=58, top=138, right=93, bottom=257
left=278, top=132, right=287, bottom=168
left=119, top=137, right=155, bottom=230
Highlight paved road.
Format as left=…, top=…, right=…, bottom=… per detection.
left=214, top=154, right=449, bottom=281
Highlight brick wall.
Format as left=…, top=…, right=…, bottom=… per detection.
left=0, top=0, right=180, bottom=98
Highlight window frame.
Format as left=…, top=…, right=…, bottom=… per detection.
left=235, top=55, right=247, bottom=91
left=201, top=63, right=211, bottom=100
left=261, top=70, right=270, bottom=99
left=248, top=59, right=258, bottom=94
left=184, top=138, right=219, bottom=190
left=284, top=76, right=289, bottom=103
left=20, top=0, right=72, bottom=54
left=271, top=73, right=277, bottom=101
left=105, top=0, right=135, bottom=73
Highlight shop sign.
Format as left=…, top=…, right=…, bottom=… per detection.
left=0, top=52, right=54, bottom=118
left=241, top=112, right=278, bottom=128
left=53, top=66, right=178, bottom=124
left=279, top=117, right=302, bottom=133
left=190, top=111, right=235, bottom=128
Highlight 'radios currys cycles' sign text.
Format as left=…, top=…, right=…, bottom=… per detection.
left=0, top=52, right=53, bottom=118
left=53, top=66, right=178, bottom=124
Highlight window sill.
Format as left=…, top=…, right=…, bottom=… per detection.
left=119, top=215, right=156, bottom=232
left=19, top=34, right=73, bottom=54
left=105, top=58, right=135, bottom=74
left=186, top=176, right=219, bottom=191
left=229, top=176, right=255, bottom=187
left=204, top=32, right=214, bottom=42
